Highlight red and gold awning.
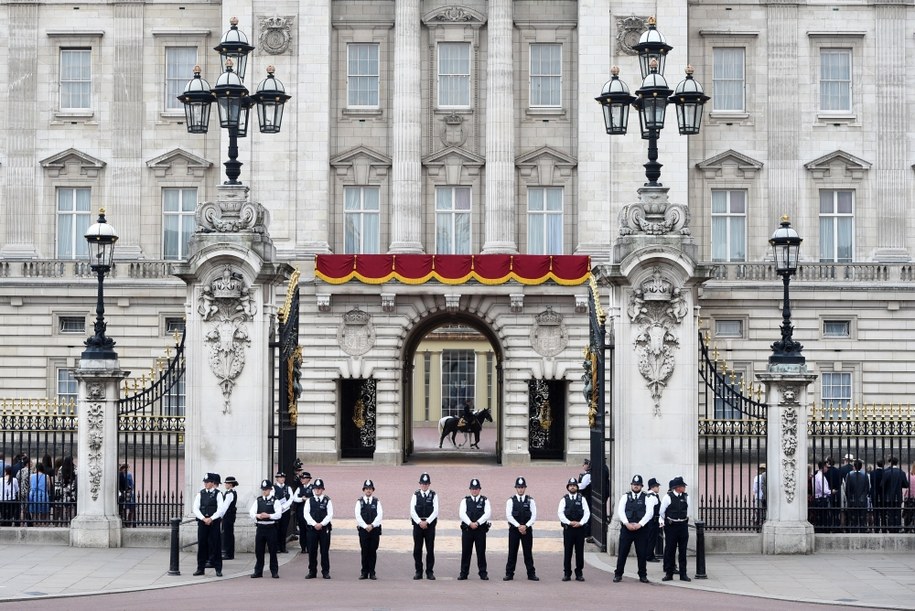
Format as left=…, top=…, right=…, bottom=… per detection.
left=315, top=254, right=591, bottom=286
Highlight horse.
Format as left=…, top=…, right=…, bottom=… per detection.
left=438, top=407, right=493, bottom=449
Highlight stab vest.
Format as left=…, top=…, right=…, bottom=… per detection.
left=510, top=495, right=533, bottom=525
left=309, top=495, right=331, bottom=525
left=665, top=492, right=688, bottom=520
left=465, top=495, right=487, bottom=523
left=647, top=491, right=660, bottom=518
left=199, top=488, right=219, bottom=518
left=563, top=494, right=585, bottom=522
left=359, top=497, right=379, bottom=526
left=414, top=490, right=436, bottom=525
left=625, top=491, right=647, bottom=522
left=256, top=495, right=277, bottom=524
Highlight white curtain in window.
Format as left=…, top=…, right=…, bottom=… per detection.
left=531, top=44, right=561, bottom=107
left=348, top=44, right=379, bottom=107
left=60, top=50, right=91, bottom=109
left=712, top=48, right=744, bottom=111
left=820, top=50, right=851, bottom=112
left=439, top=43, right=470, bottom=106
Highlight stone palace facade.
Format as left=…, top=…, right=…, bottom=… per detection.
left=1, top=0, right=915, bottom=466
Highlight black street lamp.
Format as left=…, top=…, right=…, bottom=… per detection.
left=595, top=17, right=709, bottom=187
left=178, top=17, right=291, bottom=185
left=768, top=216, right=805, bottom=366
left=82, top=209, right=119, bottom=360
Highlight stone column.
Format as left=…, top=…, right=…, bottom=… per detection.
left=69, top=360, right=129, bottom=547
left=173, top=184, right=292, bottom=551
left=757, top=369, right=817, bottom=554
left=389, top=0, right=424, bottom=253
left=481, top=0, right=517, bottom=254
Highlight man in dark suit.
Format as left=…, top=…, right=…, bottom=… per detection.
left=882, top=456, right=910, bottom=531
left=825, top=457, right=843, bottom=532
left=844, top=459, right=869, bottom=531
left=871, top=459, right=885, bottom=532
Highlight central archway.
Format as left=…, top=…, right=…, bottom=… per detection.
left=400, top=311, right=505, bottom=464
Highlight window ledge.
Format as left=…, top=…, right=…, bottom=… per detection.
left=52, top=111, right=96, bottom=125
left=342, top=108, right=383, bottom=118
left=816, top=113, right=859, bottom=126
left=434, top=108, right=473, bottom=115
left=526, top=107, right=565, bottom=116
left=709, top=112, right=749, bottom=120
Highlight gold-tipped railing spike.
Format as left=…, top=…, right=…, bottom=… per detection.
left=173, top=329, right=182, bottom=345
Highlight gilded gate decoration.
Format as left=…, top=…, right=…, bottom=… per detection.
left=341, top=378, right=377, bottom=458
left=529, top=379, right=564, bottom=459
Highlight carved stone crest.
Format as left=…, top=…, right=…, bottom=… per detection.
left=531, top=307, right=568, bottom=357
left=87, top=382, right=105, bottom=400
left=337, top=308, right=376, bottom=356
left=440, top=112, right=468, bottom=147
left=196, top=187, right=270, bottom=234
left=617, top=16, right=649, bottom=56
left=198, top=265, right=256, bottom=413
left=627, top=268, right=689, bottom=415
left=431, top=7, right=476, bottom=22
left=619, top=188, right=691, bottom=236
left=258, top=15, right=295, bottom=55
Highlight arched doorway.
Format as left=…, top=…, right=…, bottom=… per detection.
left=401, top=312, right=504, bottom=464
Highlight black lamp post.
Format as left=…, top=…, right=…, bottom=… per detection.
left=595, top=17, right=709, bottom=187
left=768, top=216, right=804, bottom=366
left=82, top=208, right=119, bottom=360
left=178, top=17, right=291, bottom=185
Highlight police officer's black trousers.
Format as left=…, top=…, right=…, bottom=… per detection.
left=505, top=526, right=535, bottom=577
left=196, top=518, right=222, bottom=572
left=221, top=513, right=236, bottom=559
left=645, top=519, right=660, bottom=560
left=459, top=526, right=487, bottom=577
left=615, top=525, right=647, bottom=578
left=253, top=524, right=278, bottom=576
left=358, top=527, right=381, bottom=576
left=562, top=525, right=586, bottom=577
left=663, top=521, right=689, bottom=576
left=297, top=510, right=309, bottom=552
left=306, top=526, right=331, bottom=576
left=412, top=522, right=435, bottom=573
left=277, top=510, right=291, bottom=551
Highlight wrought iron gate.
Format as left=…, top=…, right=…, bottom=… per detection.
left=272, top=270, right=301, bottom=476
left=528, top=379, right=565, bottom=459
left=697, top=330, right=768, bottom=531
left=117, top=331, right=186, bottom=527
left=585, top=276, right=610, bottom=551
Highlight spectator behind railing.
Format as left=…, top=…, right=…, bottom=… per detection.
left=56, top=456, right=78, bottom=523
left=0, top=466, right=19, bottom=525
left=28, top=463, right=51, bottom=525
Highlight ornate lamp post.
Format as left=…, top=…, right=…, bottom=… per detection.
left=768, top=216, right=804, bottom=366
left=178, top=17, right=291, bottom=185
left=82, top=209, right=119, bottom=360
left=595, top=17, right=709, bottom=186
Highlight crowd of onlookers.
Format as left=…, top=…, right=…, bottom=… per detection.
left=809, top=454, right=915, bottom=533
left=0, top=452, right=78, bottom=526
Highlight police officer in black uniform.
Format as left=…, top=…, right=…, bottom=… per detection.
left=659, top=476, right=691, bottom=582
left=504, top=476, right=538, bottom=581
left=410, top=472, right=438, bottom=580
left=458, top=478, right=491, bottom=580
left=558, top=477, right=589, bottom=581
left=273, top=472, right=293, bottom=553
left=645, top=477, right=662, bottom=562
left=355, top=479, right=383, bottom=580
left=304, top=478, right=334, bottom=579
left=613, top=474, right=657, bottom=584
left=193, top=473, right=226, bottom=577
left=249, top=479, right=282, bottom=578
left=291, top=471, right=314, bottom=553
left=221, top=476, right=239, bottom=560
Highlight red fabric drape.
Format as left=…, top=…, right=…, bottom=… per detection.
left=315, top=254, right=590, bottom=286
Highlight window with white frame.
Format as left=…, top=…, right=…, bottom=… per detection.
left=819, top=190, right=854, bottom=262
left=820, top=48, right=852, bottom=113
left=163, top=187, right=197, bottom=260
left=527, top=187, right=563, bottom=254
left=60, top=48, right=92, bottom=110
left=530, top=43, right=561, bottom=107
left=821, top=371, right=851, bottom=417
left=715, top=319, right=744, bottom=338
left=712, top=47, right=745, bottom=112
left=714, top=370, right=744, bottom=419
left=165, top=47, right=197, bottom=111
left=823, top=320, right=851, bottom=338
left=59, top=316, right=86, bottom=334
left=57, top=368, right=79, bottom=406
left=57, top=187, right=92, bottom=259
left=344, top=186, right=380, bottom=254
left=347, top=43, right=380, bottom=108
left=163, top=372, right=186, bottom=417
left=438, top=42, right=471, bottom=107
left=165, top=317, right=185, bottom=335
left=711, top=190, right=746, bottom=262
left=435, top=186, right=471, bottom=254
left=441, top=349, right=475, bottom=418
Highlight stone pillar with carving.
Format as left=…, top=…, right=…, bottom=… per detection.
left=756, top=370, right=817, bottom=554
left=70, top=361, right=129, bottom=547
left=173, top=184, right=292, bottom=551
